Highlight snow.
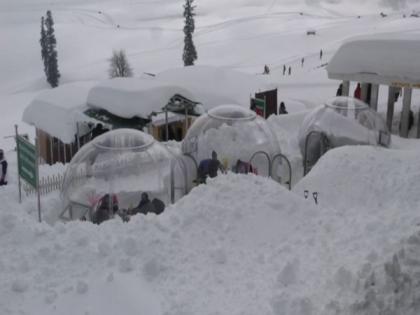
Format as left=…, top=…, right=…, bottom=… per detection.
left=327, top=35, right=420, bottom=85
left=87, top=77, right=196, bottom=119
left=22, top=81, right=97, bottom=143
left=156, top=65, right=277, bottom=109
left=2, top=0, right=420, bottom=314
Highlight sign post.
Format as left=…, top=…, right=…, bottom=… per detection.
left=15, top=126, right=41, bottom=222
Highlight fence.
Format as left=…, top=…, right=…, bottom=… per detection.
left=23, top=174, right=64, bottom=196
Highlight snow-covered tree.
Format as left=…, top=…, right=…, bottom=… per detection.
left=108, top=50, right=133, bottom=78
left=183, top=0, right=197, bottom=66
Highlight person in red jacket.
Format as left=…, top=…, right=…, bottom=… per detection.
left=354, top=83, right=362, bottom=100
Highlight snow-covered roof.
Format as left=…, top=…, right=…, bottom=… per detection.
left=22, top=82, right=97, bottom=144
left=87, top=78, right=197, bottom=119
left=87, top=66, right=276, bottom=120
left=156, top=65, right=277, bottom=109
left=327, top=35, right=420, bottom=87
left=23, top=66, right=276, bottom=143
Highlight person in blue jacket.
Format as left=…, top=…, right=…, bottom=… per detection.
left=197, top=151, right=224, bottom=184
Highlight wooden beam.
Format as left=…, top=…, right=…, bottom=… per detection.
left=370, top=84, right=379, bottom=111
left=400, top=87, right=412, bottom=138
left=386, top=86, right=396, bottom=132
left=342, top=81, right=350, bottom=96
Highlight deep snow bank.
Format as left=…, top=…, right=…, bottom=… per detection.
left=0, top=169, right=418, bottom=315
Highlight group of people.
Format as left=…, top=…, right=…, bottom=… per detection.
left=91, top=192, right=165, bottom=225
left=196, top=150, right=259, bottom=184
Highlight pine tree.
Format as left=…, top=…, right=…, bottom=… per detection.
left=183, top=0, right=197, bottom=66
left=108, top=50, right=133, bottom=78
left=43, top=11, right=60, bottom=87
left=40, top=16, right=48, bottom=77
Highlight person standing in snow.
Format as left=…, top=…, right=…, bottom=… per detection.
left=197, top=151, right=225, bottom=184
left=336, top=83, right=343, bottom=96
left=263, top=64, right=270, bottom=75
left=0, top=149, right=7, bottom=186
left=354, top=83, right=362, bottom=100
left=301, top=57, right=304, bottom=67
left=279, top=102, right=288, bottom=114
left=283, top=65, right=286, bottom=76
left=320, top=49, right=323, bottom=60
left=288, top=66, right=291, bottom=75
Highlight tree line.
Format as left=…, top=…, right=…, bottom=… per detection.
left=39, top=1, right=198, bottom=87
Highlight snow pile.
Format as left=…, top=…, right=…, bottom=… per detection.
left=156, top=65, right=277, bottom=109
left=294, top=145, right=420, bottom=213
left=1, top=164, right=419, bottom=314
left=87, top=66, right=276, bottom=121
left=22, top=82, right=96, bottom=143
left=327, top=35, right=420, bottom=85
left=87, top=77, right=196, bottom=119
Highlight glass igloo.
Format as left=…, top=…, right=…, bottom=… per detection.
left=60, top=129, right=187, bottom=223
left=298, top=96, right=391, bottom=173
left=182, top=104, right=284, bottom=184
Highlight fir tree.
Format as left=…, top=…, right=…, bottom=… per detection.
left=108, top=50, right=133, bottom=78
left=40, top=16, right=48, bottom=77
left=43, top=11, right=60, bottom=87
left=182, top=0, right=197, bottom=66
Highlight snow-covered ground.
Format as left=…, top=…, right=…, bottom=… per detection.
left=2, top=0, right=420, bottom=314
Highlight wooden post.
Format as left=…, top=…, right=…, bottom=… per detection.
left=370, top=84, right=379, bottom=111
left=400, top=87, right=412, bottom=138
left=386, top=86, right=396, bottom=132
left=342, top=81, right=350, bottom=97
left=417, top=110, right=420, bottom=139
left=49, top=135, right=53, bottom=165
left=361, top=83, right=369, bottom=103
left=165, top=107, right=169, bottom=141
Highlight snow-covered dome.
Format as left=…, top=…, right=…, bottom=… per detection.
left=182, top=104, right=281, bottom=179
left=60, top=129, right=186, bottom=223
left=298, top=97, right=390, bottom=172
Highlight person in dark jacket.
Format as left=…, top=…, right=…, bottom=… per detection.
left=279, top=102, right=288, bottom=114
left=233, top=159, right=254, bottom=174
left=0, top=149, right=7, bottom=186
left=197, top=151, right=224, bottom=184
left=131, top=192, right=155, bottom=215
left=92, top=194, right=118, bottom=224
left=336, top=83, right=343, bottom=96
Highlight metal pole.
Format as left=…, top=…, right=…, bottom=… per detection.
left=35, top=130, right=42, bottom=223
left=15, top=125, right=22, bottom=204
left=370, top=84, right=379, bottom=111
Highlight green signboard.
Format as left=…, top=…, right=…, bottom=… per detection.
left=252, top=98, right=266, bottom=117
left=16, top=135, right=38, bottom=189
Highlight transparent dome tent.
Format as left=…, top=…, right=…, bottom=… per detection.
left=60, top=129, right=187, bottom=222
left=182, top=104, right=291, bottom=188
left=298, top=97, right=391, bottom=175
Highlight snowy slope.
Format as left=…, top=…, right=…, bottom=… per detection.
left=2, top=0, right=420, bottom=149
